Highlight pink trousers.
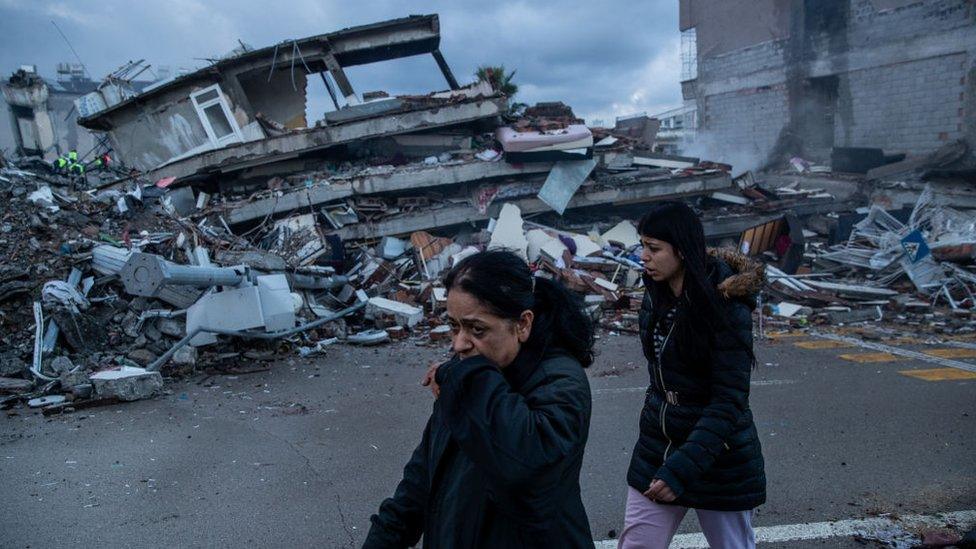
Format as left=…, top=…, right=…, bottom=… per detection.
left=618, top=487, right=756, bottom=549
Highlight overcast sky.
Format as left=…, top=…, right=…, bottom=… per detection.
left=0, top=0, right=682, bottom=125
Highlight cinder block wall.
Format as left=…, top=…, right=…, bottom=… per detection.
left=693, top=40, right=789, bottom=171
left=836, top=0, right=972, bottom=152
left=698, top=85, right=789, bottom=171
left=692, top=0, right=974, bottom=168
left=838, top=53, right=968, bottom=152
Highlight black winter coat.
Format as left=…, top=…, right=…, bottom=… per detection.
left=363, top=346, right=593, bottom=548
left=627, top=249, right=767, bottom=512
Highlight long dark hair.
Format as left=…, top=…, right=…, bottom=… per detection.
left=638, top=201, right=751, bottom=367
left=443, top=250, right=595, bottom=368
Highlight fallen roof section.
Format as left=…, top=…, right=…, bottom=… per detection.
left=149, top=94, right=508, bottom=181
left=332, top=172, right=732, bottom=241
left=227, top=159, right=554, bottom=225
left=77, top=14, right=447, bottom=127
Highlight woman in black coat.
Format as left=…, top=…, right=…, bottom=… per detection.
left=364, top=250, right=596, bottom=548
left=620, top=201, right=766, bottom=549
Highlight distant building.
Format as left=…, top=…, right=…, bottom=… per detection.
left=680, top=0, right=976, bottom=169
left=650, top=102, right=698, bottom=155
left=1, top=62, right=164, bottom=162
left=0, top=64, right=101, bottom=160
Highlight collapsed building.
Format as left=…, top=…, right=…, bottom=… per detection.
left=2, top=12, right=975, bottom=412
left=75, top=14, right=471, bottom=179
left=2, top=64, right=99, bottom=161
left=1, top=62, right=159, bottom=163
left=71, top=14, right=743, bottom=252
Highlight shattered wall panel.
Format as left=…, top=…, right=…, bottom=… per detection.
left=48, top=93, right=97, bottom=156
left=107, top=96, right=212, bottom=172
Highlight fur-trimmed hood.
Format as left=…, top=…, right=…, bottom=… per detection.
left=708, top=247, right=765, bottom=305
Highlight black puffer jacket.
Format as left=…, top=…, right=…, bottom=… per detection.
left=364, top=346, right=593, bottom=548
left=627, top=249, right=766, bottom=512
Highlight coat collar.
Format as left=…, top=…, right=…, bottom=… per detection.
left=501, top=342, right=546, bottom=391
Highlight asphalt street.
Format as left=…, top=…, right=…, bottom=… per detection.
left=2, top=330, right=974, bottom=548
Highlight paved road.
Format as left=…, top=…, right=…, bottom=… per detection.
left=2, top=330, right=974, bottom=547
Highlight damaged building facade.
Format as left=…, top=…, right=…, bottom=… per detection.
left=75, top=15, right=469, bottom=180
left=681, top=0, right=976, bottom=170
left=1, top=64, right=100, bottom=160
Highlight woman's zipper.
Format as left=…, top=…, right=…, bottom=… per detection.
left=657, top=320, right=676, bottom=461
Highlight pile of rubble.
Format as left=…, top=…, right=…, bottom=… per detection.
left=3, top=13, right=975, bottom=414
left=761, top=140, right=976, bottom=337
left=0, top=96, right=800, bottom=415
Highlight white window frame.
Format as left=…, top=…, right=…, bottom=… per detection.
left=190, top=84, right=243, bottom=148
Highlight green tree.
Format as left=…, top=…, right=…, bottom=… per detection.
left=475, top=65, right=518, bottom=97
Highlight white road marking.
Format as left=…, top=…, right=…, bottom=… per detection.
left=592, top=509, right=976, bottom=548
left=750, top=379, right=797, bottom=386
left=592, top=380, right=795, bottom=395
left=812, top=332, right=976, bottom=373
left=946, top=339, right=976, bottom=350
left=592, top=387, right=646, bottom=395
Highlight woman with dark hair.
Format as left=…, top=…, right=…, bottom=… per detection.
left=364, top=250, right=596, bottom=548
left=619, top=201, right=766, bottom=549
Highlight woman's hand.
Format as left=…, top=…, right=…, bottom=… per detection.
left=421, top=361, right=441, bottom=399
left=644, top=479, right=677, bottom=502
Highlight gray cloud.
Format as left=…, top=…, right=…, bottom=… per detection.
left=0, top=0, right=681, bottom=124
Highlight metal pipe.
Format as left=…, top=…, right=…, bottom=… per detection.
left=159, top=262, right=246, bottom=287
left=31, top=302, right=56, bottom=382
left=120, top=252, right=247, bottom=298
left=289, top=273, right=348, bottom=290
left=146, top=301, right=366, bottom=372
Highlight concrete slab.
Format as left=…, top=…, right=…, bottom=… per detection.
left=365, top=297, right=423, bottom=328
left=537, top=159, right=597, bottom=215
left=601, top=221, right=640, bottom=248
left=149, top=95, right=509, bottom=182
left=90, top=366, right=163, bottom=401
left=226, top=159, right=552, bottom=225
left=487, top=203, right=529, bottom=260
left=333, top=173, right=732, bottom=242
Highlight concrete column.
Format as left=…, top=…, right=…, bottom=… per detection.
left=319, top=72, right=340, bottom=111
left=323, top=53, right=359, bottom=105
left=432, top=49, right=460, bottom=90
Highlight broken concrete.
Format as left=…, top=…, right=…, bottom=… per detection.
left=90, top=366, right=163, bottom=401
left=334, top=172, right=732, bottom=241
left=365, top=297, right=423, bottom=328
left=538, top=159, right=598, bottom=214
left=226, top=159, right=553, bottom=225
left=488, top=203, right=530, bottom=260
